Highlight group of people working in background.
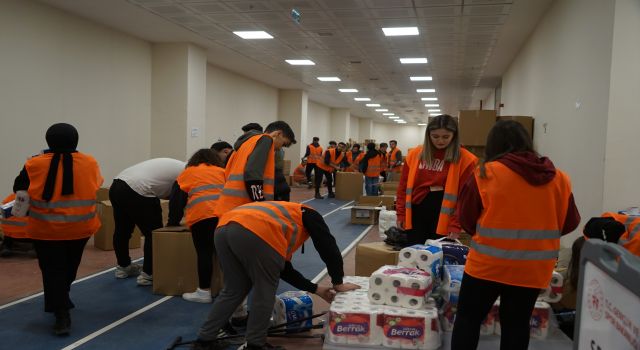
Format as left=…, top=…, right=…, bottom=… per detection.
left=1, top=114, right=639, bottom=350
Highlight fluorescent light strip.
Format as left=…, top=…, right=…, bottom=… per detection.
left=317, top=77, right=341, bottom=81
left=430, top=113, right=440, bottom=116
left=383, top=113, right=395, bottom=116
left=417, top=89, right=436, bottom=93
left=424, top=104, right=440, bottom=107
left=339, top=89, right=358, bottom=93
left=421, top=97, right=438, bottom=101
left=410, top=76, right=432, bottom=81
left=375, top=109, right=388, bottom=112
left=285, top=59, right=315, bottom=65
left=400, top=58, right=428, bottom=64
left=418, top=123, right=427, bottom=126
left=382, top=27, right=419, bottom=36
left=389, top=116, right=400, bottom=119
left=428, top=109, right=441, bottom=113
left=354, top=97, right=371, bottom=101
left=366, top=104, right=381, bottom=107
left=233, top=31, right=273, bottom=39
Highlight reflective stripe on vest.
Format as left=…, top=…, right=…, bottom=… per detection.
left=470, top=240, right=559, bottom=261
left=29, top=211, right=97, bottom=223
left=188, top=184, right=223, bottom=196
left=0, top=219, right=27, bottom=226
left=30, top=199, right=96, bottom=209
left=185, top=194, right=221, bottom=209
left=477, top=225, right=560, bottom=240
left=237, top=203, right=301, bottom=257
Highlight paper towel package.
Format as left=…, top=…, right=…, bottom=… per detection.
left=368, top=266, right=433, bottom=309
left=441, top=243, right=469, bottom=266
left=441, top=265, right=464, bottom=304
left=272, top=291, right=313, bottom=332
left=381, top=307, right=441, bottom=350
left=398, top=245, right=443, bottom=283
left=529, top=301, right=551, bottom=339
left=378, top=210, right=397, bottom=237
left=328, top=303, right=384, bottom=346
left=539, top=271, right=563, bottom=303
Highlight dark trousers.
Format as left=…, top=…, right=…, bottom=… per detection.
left=2, top=236, right=33, bottom=249
left=109, top=179, right=163, bottom=274
left=274, top=171, right=291, bottom=202
left=33, top=238, right=89, bottom=313
left=190, top=217, right=218, bottom=289
left=407, top=191, right=444, bottom=245
left=315, top=169, right=334, bottom=193
left=199, top=223, right=284, bottom=346
left=451, top=273, right=540, bottom=350
left=305, top=163, right=317, bottom=183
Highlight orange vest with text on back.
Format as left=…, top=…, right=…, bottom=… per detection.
left=317, top=149, right=345, bottom=173
left=364, top=154, right=383, bottom=177
left=388, top=148, right=402, bottom=172
left=307, top=144, right=323, bottom=164
left=25, top=152, right=102, bottom=240
left=177, top=164, right=225, bottom=228
left=601, top=212, right=640, bottom=257
left=1, top=194, right=28, bottom=239
left=403, top=146, right=478, bottom=233
left=466, top=161, right=572, bottom=289
left=215, top=134, right=275, bottom=217
left=218, top=201, right=310, bottom=261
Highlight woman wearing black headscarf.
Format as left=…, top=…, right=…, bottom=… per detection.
left=13, top=123, right=103, bottom=336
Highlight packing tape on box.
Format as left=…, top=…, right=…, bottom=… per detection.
left=368, top=265, right=433, bottom=309
left=272, top=291, right=313, bottom=331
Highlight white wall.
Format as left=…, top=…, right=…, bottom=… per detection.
left=307, top=100, right=332, bottom=146
left=205, top=64, right=278, bottom=146
left=0, top=0, right=152, bottom=194
left=603, top=0, right=640, bottom=211
left=500, top=0, right=616, bottom=245
left=372, top=123, right=426, bottom=151
left=349, top=116, right=360, bottom=142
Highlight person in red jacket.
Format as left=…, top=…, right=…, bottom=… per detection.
left=452, top=120, right=580, bottom=350
left=396, top=115, right=477, bottom=244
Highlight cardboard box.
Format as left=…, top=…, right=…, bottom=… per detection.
left=350, top=196, right=396, bottom=225
left=94, top=200, right=141, bottom=250
left=152, top=226, right=223, bottom=296
left=282, top=160, right=292, bottom=176
left=498, top=116, right=534, bottom=140
left=355, top=242, right=400, bottom=276
left=387, top=172, right=402, bottom=182
left=96, top=187, right=110, bottom=202
left=335, top=172, right=364, bottom=201
left=380, top=181, right=399, bottom=196
left=458, top=110, right=497, bottom=146
left=465, top=146, right=486, bottom=160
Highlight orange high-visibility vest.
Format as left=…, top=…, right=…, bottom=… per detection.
left=317, top=149, right=345, bottom=173
left=307, top=144, right=323, bottom=164
left=388, top=148, right=402, bottom=172
left=215, top=134, right=275, bottom=216
left=403, top=146, right=477, bottom=233
left=177, top=164, right=225, bottom=228
left=345, top=151, right=362, bottom=172
left=0, top=194, right=28, bottom=239
left=218, top=201, right=310, bottom=261
left=466, top=161, right=572, bottom=289
left=601, top=212, right=640, bottom=257
left=25, top=152, right=102, bottom=240
left=364, top=154, right=383, bottom=177
left=293, top=164, right=306, bottom=183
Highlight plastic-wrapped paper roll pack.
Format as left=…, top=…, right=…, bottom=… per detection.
left=480, top=302, right=499, bottom=335
left=439, top=302, right=457, bottom=332
left=381, top=306, right=441, bottom=350
left=343, top=276, right=370, bottom=291
left=538, top=271, right=563, bottom=303
left=368, top=266, right=433, bottom=309
left=398, top=244, right=443, bottom=282
left=425, top=238, right=469, bottom=265
left=529, top=301, right=551, bottom=339
left=328, top=303, right=384, bottom=346
left=379, top=210, right=397, bottom=236
left=441, top=265, right=464, bottom=304
left=272, top=291, right=313, bottom=331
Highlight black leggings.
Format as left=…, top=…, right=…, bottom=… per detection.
left=407, top=191, right=444, bottom=245
left=305, top=163, right=316, bottom=183
left=190, top=217, right=218, bottom=289
left=451, top=273, right=540, bottom=350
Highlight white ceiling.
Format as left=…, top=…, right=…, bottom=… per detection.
left=38, top=0, right=554, bottom=124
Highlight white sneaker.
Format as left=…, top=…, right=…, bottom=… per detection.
left=136, top=271, right=153, bottom=286
left=182, top=288, right=212, bottom=303
left=115, top=264, right=141, bottom=279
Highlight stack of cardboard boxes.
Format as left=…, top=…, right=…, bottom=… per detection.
left=458, top=110, right=534, bottom=159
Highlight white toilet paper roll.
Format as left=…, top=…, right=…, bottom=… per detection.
left=399, top=247, right=418, bottom=264
left=368, top=289, right=386, bottom=305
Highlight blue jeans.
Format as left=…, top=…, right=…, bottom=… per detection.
left=365, top=176, right=379, bottom=196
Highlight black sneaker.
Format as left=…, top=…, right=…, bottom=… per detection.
left=230, top=314, right=248, bottom=328
left=191, top=339, right=228, bottom=350
left=314, top=192, right=322, bottom=199
left=327, top=192, right=335, bottom=198
left=238, top=343, right=285, bottom=350
left=53, top=310, right=71, bottom=336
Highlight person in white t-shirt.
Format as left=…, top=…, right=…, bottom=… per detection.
left=109, top=158, right=185, bottom=286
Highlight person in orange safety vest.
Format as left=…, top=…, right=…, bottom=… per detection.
left=315, top=141, right=345, bottom=199
left=583, top=212, right=640, bottom=257
left=0, top=193, right=32, bottom=257
left=452, top=120, right=581, bottom=350
left=303, top=136, right=323, bottom=188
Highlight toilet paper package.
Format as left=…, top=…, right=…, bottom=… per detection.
left=441, top=265, right=464, bottom=304
left=272, top=291, right=313, bottom=332
left=425, top=238, right=469, bottom=265
left=529, top=301, right=551, bottom=339
left=398, top=245, right=443, bottom=283
left=379, top=210, right=397, bottom=237
left=439, top=302, right=457, bottom=332
left=327, top=303, right=384, bottom=346
left=538, top=271, right=563, bottom=303
left=343, top=276, right=371, bottom=291
left=381, top=306, right=441, bottom=350
left=368, top=266, right=433, bottom=309
left=480, top=302, right=499, bottom=335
